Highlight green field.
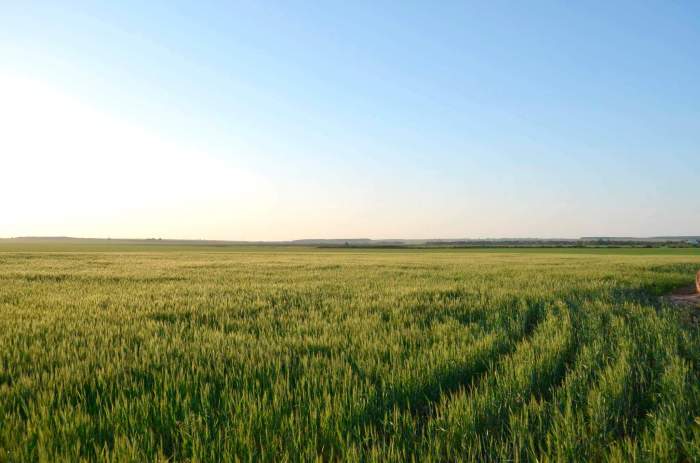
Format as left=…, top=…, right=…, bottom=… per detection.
left=1, top=245, right=700, bottom=461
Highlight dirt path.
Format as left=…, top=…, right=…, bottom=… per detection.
left=665, top=284, right=700, bottom=308
left=662, top=275, right=700, bottom=325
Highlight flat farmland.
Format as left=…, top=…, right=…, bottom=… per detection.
left=1, top=246, right=699, bottom=461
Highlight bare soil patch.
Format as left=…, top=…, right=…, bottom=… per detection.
left=662, top=283, right=700, bottom=326
left=664, top=284, right=700, bottom=307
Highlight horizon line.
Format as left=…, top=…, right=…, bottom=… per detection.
left=3, top=235, right=700, bottom=243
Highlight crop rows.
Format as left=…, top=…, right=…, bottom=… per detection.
left=0, top=249, right=699, bottom=461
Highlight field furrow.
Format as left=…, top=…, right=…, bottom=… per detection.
left=1, top=248, right=699, bottom=461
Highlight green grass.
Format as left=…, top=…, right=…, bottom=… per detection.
left=1, top=246, right=699, bottom=461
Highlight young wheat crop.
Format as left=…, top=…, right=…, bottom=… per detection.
left=0, top=246, right=699, bottom=461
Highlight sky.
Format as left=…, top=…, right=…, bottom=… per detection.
left=1, top=1, right=699, bottom=240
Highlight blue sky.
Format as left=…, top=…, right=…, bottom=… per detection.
left=1, top=1, right=699, bottom=239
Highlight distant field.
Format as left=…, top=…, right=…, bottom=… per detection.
left=1, top=246, right=699, bottom=461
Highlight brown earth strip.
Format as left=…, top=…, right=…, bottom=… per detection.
left=662, top=273, right=700, bottom=325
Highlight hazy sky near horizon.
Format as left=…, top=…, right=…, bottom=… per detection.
left=2, top=1, right=699, bottom=240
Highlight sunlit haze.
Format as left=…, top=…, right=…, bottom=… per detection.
left=2, top=2, right=699, bottom=240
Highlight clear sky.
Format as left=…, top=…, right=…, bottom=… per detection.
left=2, top=1, right=699, bottom=240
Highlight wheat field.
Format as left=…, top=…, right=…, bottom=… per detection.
left=1, top=245, right=699, bottom=461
